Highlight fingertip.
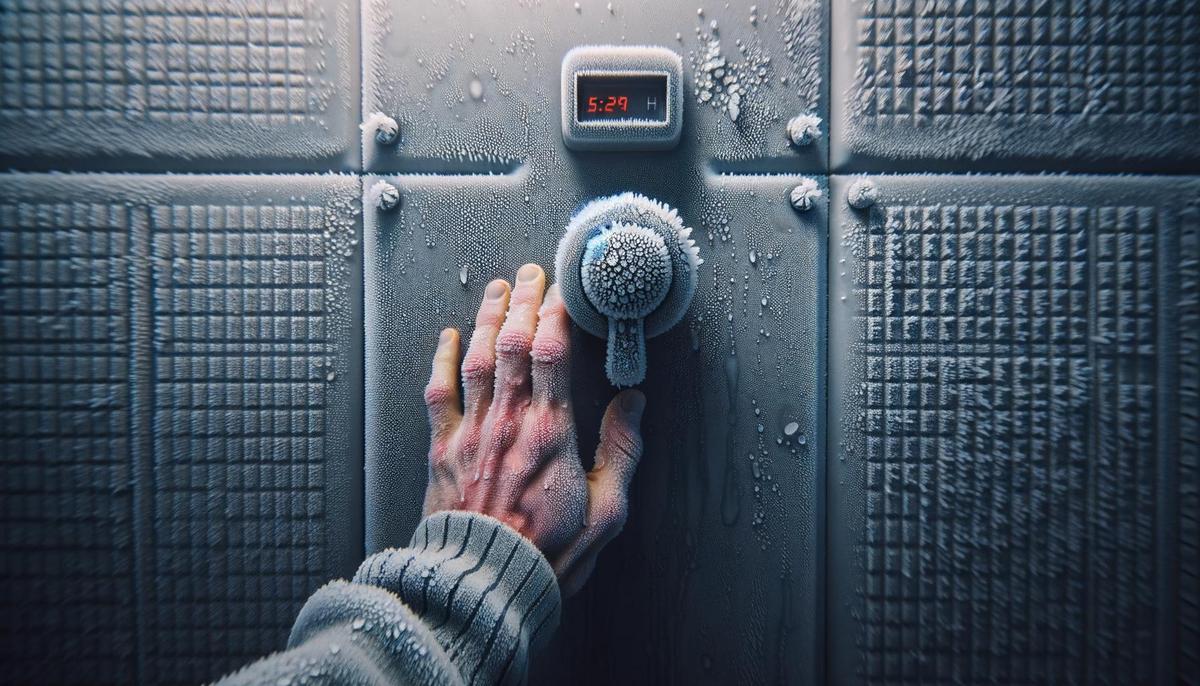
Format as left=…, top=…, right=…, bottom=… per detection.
left=617, top=389, right=646, bottom=423
left=516, top=263, right=544, bottom=284
left=485, top=279, right=510, bottom=301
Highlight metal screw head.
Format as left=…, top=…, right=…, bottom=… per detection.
left=786, top=114, right=821, bottom=147
left=369, top=181, right=400, bottom=212
left=789, top=178, right=822, bottom=211
left=846, top=179, right=878, bottom=209
left=364, top=112, right=400, bottom=146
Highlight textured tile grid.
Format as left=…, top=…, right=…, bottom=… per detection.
left=852, top=0, right=1200, bottom=125
left=0, top=202, right=136, bottom=684
left=144, top=203, right=332, bottom=682
left=1182, top=199, right=1199, bottom=685
left=0, top=0, right=315, bottom=123
left=856, top=201, right=1158, bottom=684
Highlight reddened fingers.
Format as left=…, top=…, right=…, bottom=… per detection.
left=462, top=279, right=510, bottom=417
left=424, top=327, right=462, bottom=441
left=493, top=263, right=545, bottom=408
left=531, top=284, right=572, bottom=405
left=553, top=389, right=646, bottom=593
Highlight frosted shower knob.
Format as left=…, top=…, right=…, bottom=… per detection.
left=556, top=193, right=701, bottom=387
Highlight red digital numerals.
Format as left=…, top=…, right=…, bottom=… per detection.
left=586, top=95, right=629, bottom=114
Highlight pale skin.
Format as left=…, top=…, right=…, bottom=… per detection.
left=421, top=262, right=646, bottom=596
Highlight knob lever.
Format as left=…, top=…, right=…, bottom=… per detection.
left=556, top=193, right=701, bottom=387
left=580, top=223, right=673, bottom=386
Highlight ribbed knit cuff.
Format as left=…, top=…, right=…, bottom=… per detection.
left=354, top=511, right=562, bottom=686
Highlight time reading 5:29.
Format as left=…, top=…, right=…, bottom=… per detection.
left=586, top=95, right=628, bottom=113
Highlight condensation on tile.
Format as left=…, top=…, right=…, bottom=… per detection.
left=0, top=173, right=363, bottom=685
left=0, top=1, right=360, bottom=171
left=827, top=174, right=1200, bottom=685
left=831, top=0, right=1200, bottom=170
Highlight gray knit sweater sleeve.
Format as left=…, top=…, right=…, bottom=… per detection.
left=212, top=511, right=561, bottom=686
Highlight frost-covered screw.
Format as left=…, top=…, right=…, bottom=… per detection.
left=369, top=181, right=400, bottom=212
left=846, top=179, right=878, bottom=209
left=786, top=114, right=821, bottom=147
left=363, top=112, right=400, bottom=145
left=789, top=178, right=821, bottom=211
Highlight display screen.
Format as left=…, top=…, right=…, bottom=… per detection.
left=576, top=74, right=668, bottom=122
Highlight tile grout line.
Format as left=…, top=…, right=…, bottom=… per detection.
left=128, top=204, right=155, bottom=684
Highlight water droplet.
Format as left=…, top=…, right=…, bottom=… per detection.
left=468, top=77, right=484, bottom=100
left=352, top=618, right=365, bottom=630
left=459, top=264, right=469, bottom=286
left=783, top=421, right=799, bottom=436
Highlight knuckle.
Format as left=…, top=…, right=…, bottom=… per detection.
left=461, top=350, right=496, bottom=381
left=531, top=335, right=569, bottom=367
left=423, top=380, right=456, bottom=407
left=495, top=328, right=533, bottom=359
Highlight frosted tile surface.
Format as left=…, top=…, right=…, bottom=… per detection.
left=828, top=175, right=1199, bottom=684
left=0, top=0, right=360, bottom=171
left=365, top=172, right=825, bottom=685
left=0, top=174, right=363, bottom=685
left=362, top=0, right=828, bottom=172
left=831, top=0, right=1200, bottom=171
left=0, top=200, right=136, bottom=684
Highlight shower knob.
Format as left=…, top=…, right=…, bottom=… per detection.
left=555, top=193, right=702, bottom=387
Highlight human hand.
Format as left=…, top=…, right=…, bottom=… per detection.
left=421, top=263, right=646, bottom=595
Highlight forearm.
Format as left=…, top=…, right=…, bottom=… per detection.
left=213, top=511, right=561, bottom=686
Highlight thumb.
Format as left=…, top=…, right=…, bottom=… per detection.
left=554, top=389, right=645, bottom=595
left=593, top=388, right=645, bottom=483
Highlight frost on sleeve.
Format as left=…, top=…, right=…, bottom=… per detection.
left=212, top=511, right=561, bottom=686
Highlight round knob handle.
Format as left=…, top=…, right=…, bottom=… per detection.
left=580, top=223, right=674, bottom=386
left=556, top=193, right=701, bottom=387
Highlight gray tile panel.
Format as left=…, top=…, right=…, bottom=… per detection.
left=0, top=0, right=360, bottom=172
left=362, top=0, right=828, bottom=173
left=365, top=170, right=825, bottom=685
left=828, top=174, right=1199, bottom=684
left=0, top=173, right=363, bottom=685
left=831, top=0, right=1200, bottom=172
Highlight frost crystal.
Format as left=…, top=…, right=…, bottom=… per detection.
left=361, top=112, right=399, bottom=145
left=789, top=178, right=822, bottom=211
left=786, top=113, right=822, bottom=146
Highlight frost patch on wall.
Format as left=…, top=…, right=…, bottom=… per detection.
left=0, top=0, right=358, bottom=168
left=833, top=0, right=1200, bottom=167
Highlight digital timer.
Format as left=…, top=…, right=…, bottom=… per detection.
left=561, top=46, right=683, bottom=151
left=577, top=74, right=668, bottom=122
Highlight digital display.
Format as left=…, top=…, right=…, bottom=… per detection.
left=577, top=74, right=668, bottom=122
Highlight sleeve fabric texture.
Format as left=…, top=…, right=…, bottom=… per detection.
left=213, top=511, right=562, bottom=686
